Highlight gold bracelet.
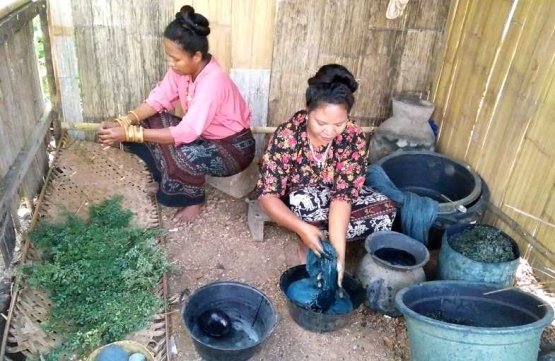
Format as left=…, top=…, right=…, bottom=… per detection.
left=127, top=126, right=134, bottom=142
left=123, top=125, right=129, bottom=142
left=133, top=126, right=139, bottom=142
left=128, top=111, right=140, bottom=124
left=116, top=116, right=131, bottom=127
left=138, top=126, right=144, bottom=143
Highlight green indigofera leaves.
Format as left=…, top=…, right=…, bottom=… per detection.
left=449, top=225, right=516, bottom=263
left=21, top=196, right=170, bottom=360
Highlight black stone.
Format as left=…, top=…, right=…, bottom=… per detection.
left=197, top=309, right=232, bottom=338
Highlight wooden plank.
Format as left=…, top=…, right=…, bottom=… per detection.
left=230, top=69, right=271, bottom=156
left=48, top=0, right=84, bottom=138
left=0, top=17, right=47, bottom=203
left=0, top=107, right=52, bottom=219
left=248, top=0, right=275, bottom=69
left=189, top=0, right=232, bottom=72
left=0, top=0, right=39, bottom=45
left=38, top=0, right=62, bottom=142
left=231, top=0, right=275, bottom=69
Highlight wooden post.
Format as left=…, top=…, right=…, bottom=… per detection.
left=38, top=0, right=62, bottom=144
left=0, top=0, right=39, bottom=45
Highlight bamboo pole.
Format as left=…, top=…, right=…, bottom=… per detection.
left=60, top=122, right=375, bottom=134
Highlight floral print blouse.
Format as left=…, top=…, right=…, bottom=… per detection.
left=255, top=110, right=368, bottom=203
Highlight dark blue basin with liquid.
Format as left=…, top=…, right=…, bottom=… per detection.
left=280, top=265, right=364, bottom=332
left=182, top=281, right=277, bottom=361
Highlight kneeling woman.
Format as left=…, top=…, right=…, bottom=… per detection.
left=99, top=6, right=255, bottom=222
left=255, top=64, right=396, bottom=285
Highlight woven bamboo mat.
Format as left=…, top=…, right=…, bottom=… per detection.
left=5, top=140, right=170, bottom=360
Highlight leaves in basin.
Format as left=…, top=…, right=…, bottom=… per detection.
left=449, top=225, right=515, bottom=263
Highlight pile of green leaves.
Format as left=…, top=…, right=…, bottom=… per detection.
left=21, top=196, right=170, bottom=360
left=449, top=225, right=516, bottom=263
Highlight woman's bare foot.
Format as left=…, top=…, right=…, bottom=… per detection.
left=146, top=182, right=159, bottom=195
left=173, top=203, right=205, bottom=223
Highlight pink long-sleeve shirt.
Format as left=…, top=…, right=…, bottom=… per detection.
left=145, top=57, right=251, bottom=145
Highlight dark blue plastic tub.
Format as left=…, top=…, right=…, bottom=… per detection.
left=280, top=265, right=364, bottom=332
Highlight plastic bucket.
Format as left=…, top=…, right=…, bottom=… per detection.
left=377, top=150, right=489, bottom=248
left=395, top=281, right=554, bottom=361
left=182, top=281, right=277, bottom=361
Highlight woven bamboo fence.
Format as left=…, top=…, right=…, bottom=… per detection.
left=269, top=0, right=452, bottom=128
left=47, top=0, right=451, bottom=141
left=0, top=0, right=49, bottom=273
left=432, top=0, right=555, bottom=280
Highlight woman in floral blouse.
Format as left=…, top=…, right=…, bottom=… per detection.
left=255, top=64, right=396, bottom=286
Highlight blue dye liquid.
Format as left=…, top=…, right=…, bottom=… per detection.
left=374, top=248, right=416, bottom=266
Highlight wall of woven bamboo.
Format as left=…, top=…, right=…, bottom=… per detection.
left=432, top=0, right=555, bottom=273
left=46, top=0, right=452, bottom=132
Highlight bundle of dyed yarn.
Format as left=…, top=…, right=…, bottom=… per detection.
left=287, top=241, right=353, bottom=314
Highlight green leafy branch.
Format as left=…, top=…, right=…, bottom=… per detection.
left=20, top=196, right=170, bottom=360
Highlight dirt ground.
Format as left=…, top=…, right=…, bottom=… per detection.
left=163, top=187, right=410, bottom=361
left=162, top=187, right=555, bottom=361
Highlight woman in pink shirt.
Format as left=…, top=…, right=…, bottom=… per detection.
left=99, top=6, right=255, bottom=222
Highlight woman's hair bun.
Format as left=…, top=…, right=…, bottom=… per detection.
left=176, top=5, right=211, bottom=36
left=308, top=64, right=358, bottom=93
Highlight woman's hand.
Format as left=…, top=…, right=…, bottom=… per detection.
left=298, top=223, right=324, bottom=257
left=98, top=126, right=126, bottom=146
left=100, top=121, right=121, bottom=129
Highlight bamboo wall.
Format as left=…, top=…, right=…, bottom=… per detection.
left=48, top=0, right=173, bottom=127
left=183, top=0, right=276, bottom=154
left=0, top=4, right=49, bottom=266
left=269, top=0, right=451, bottom=127
left=432, top=0, right=555, bottom=271
left=48, top=0, right=451, bottom=136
